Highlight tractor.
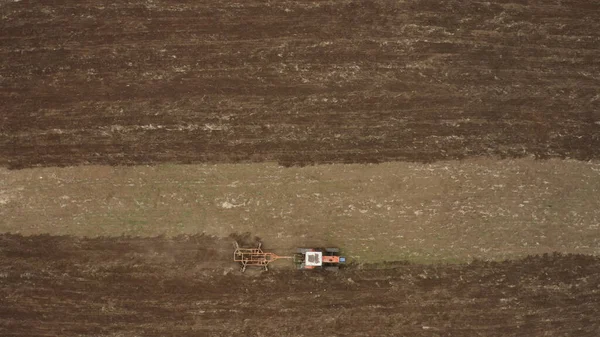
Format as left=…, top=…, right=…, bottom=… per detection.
left=293, top=247, right=346, bottom=271
left=233, top=242, right=346, bottom=272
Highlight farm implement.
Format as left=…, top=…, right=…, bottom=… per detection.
left=233, top=242, right=292, bottom=272
left=233, top=242, right=346, bottom=272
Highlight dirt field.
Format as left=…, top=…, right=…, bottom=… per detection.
left=1, top=234, right=599, bottom=337
left=2, top=0, right=600, bottom=168
left=2, top=0, right=600, bottom=335
left=2, top=158, right=600, bottom=263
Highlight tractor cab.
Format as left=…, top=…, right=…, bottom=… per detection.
left=305, top=251, right=322, bottom=266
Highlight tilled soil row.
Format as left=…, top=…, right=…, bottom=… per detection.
left=2, top=0, right=600, bottom=168
left=1, top=234, right=599, bottom=336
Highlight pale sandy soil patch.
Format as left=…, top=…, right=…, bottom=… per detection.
left=1, top=158, right=599, bottom=262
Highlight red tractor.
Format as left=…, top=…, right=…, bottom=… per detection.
left=233, top=242, right=345, bottom=272
left=293, top=247, right=346, bottom=271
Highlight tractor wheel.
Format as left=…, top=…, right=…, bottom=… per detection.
left=296, top=248, right=311, bottom=254
left=325, top=248, right=339, bottom=253
left=324, top=266, right=339, bottom=272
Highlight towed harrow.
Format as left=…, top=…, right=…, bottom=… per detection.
left=233, top=241, right=346, bottom=272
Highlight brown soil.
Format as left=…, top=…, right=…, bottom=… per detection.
left=1, top=234, right=599, bottom=337
left=3, top=159, right=600, bottom=263
left=2, top=1, right=600, bottom=335
left=2, top=0, right=600, bottom=169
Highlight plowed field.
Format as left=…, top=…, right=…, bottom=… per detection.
left=1, top=234, right=599, bottom=337
left=1, top=0, right=600, bottom=168
left=2, top=1, right=600, bottom=336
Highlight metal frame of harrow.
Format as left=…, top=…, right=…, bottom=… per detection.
left=233, top=242, right=291, bottom=272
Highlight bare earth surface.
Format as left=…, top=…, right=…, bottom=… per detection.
left=1, top=0, right=600, bottom=168
left=1, top=234, right=599, bottom=337
left=2, top=158, right=600, bottom=263
left=2, top=0, right=600, bottom=335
